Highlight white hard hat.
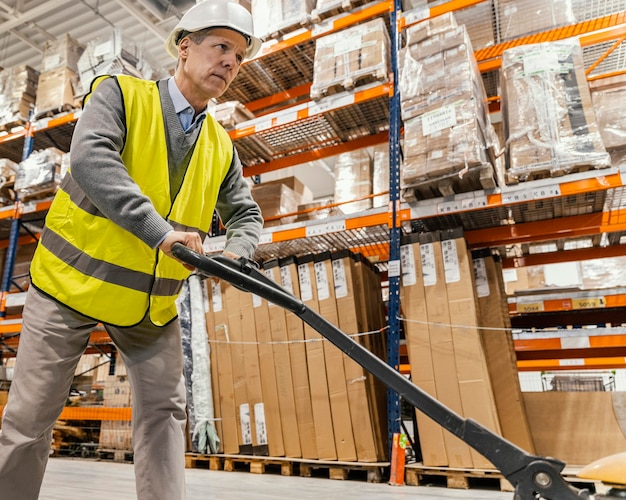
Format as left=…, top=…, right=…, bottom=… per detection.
left=165, top=0, right=262, bottom=60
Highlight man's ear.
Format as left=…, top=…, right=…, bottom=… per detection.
left=178, top=37, right=190, bottom=59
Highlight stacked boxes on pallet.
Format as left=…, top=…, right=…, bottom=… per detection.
left=251, top=0, right=315, bottom=41
left=589, top=74, right=626, bottom=164
left=0, top=65, right=39, bottom=127
left=14, top=147, right=65, bottom=200
left=35, top=34, right=84, bottom=114
left=251, top=176, right=313, bottom=226
left=310, top=17, right=389, bottom=101
left=501, top=39, right=611, bottom=183
left=398, top=13, right=502, bottom=199
left=203, top=251, right=388, bottom=461
left=399, top=230, right=534, bottom=467
left=333, top=149, right=372, bottom=214
left=99, top=374, right=132, bottom=451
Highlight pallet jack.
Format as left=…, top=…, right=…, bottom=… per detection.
left=172, top=243, right=626, bottom=499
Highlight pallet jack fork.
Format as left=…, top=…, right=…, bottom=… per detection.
left=172, top=244, right=622, bottom=500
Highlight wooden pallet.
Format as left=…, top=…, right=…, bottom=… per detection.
left=34, top=103, right=77, bottom=121
left=311, top=70, right=388, bottom=101
left=264, top=16, right=313, bottom=42
left=505, top=161, right=609, bottom=185
left=402, top=163, right=498, bottom=203
left=185, top=454, right=388, bottom=483
left=405, top=464, right=513, bottom=492
left=96, top=448, right=134, bottom=463
left=0, top=117, right=28, bottom=134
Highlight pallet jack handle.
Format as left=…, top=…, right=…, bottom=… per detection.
left=172, top=243, right=603, bottom=500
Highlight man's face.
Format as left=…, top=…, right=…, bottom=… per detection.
left=177, top=28, right=247, bottom=101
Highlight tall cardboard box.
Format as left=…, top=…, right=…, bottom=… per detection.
left=332, top=250, right=382, bottom=462
left=441, top=229, right=501, bottom=469
left=252, top=276, right=285, bottom=456
left=472, top=251, right=535, bottom=453
left=400, top=234, right=448, bottom=465
left=264, top=260, right=301, bottom=458
left=297, top=254, right=337, bottom=460
left=279, top=256, right=318, bottom=459
left=314, top=252, right=357, bottom=461
left=419, top=232, right=473, bottom=467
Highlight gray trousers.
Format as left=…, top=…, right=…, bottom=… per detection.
left=0, top=286, right=188, bottom=500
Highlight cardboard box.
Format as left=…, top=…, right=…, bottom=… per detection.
left=297, top=254, right=337, bottom=460
left=264, top=261, right=301, bottom=458
left=279, top=256, right=318, bottom=459
left=472, top=252, right=535, bottom=453
left=42, top=34, right=85, bottom=73
left=524, top=391, right=626, bottom=466
left=203, top=278, right=223, bottom=453
left=99, top=420, right=132, bottom=450
left=102, top=375, right=131, bottom=407
left=36, top=67, right=79, bottom=113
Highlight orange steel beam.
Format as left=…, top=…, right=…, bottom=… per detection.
left=502, top=244, right=626, bottom=268
left=399, top=0, right=488, bottom=30
left=585, top=34, right=626, bottom=76
left=58, top=406, right=132, bottom=421
left=509, top=294, right=626, bottom=314
left=517, top=357, right=626, bottom=371
left=476, top=13, right=626, bottom=73
left=246, top=83, right=312, bottom=114
left=242, top=131, right=388, bottom=177
left=516, top=346, right=626, bottom=361
left=465, top=208, right=626, bottom=249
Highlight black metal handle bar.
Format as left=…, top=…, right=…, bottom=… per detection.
left=172, top=243, right=601, bottom=500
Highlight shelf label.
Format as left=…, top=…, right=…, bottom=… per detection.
left=305, top=219, right=346, bottom=237
left=5, top=292, right=26, bottom=308
left=572, top=297, right=606, bottom=309
left=559, top=358, right=585, bottom=366
left=309, top=93, right=354, bottom=116
left=314, top=261, right=330, bottom=301
left=254, top=118, right=273, bottom=132
left=502, top=184, right=561, bottom=204
left=437, top=199, right=462, bottom=214
left=442, top=239, right=460, bottom=284
left=420, top=243, right=437, bottom=287
left=531, top=185, right=561, bottom=199
left=404, top=7, right=430, bottom=25
left=205, top=238, right=226, bottom=253
left=332, top=259, right=348, bottom=298
left=388, top=259, right=401, bottom=278
left=22, top=201, right=39, bottom=213
left=275, top=109, right=298, bottom=126
left=461, top=196, right=488, bottom=210
left=400, top=245, right=416, bottom=286
left=502, top=189, right=533, bottom=204
left=259, top=232, right=273, bottom=245
left=298, top=264, right=313, bottom=301
left=516, top=302, right=544, bottom=313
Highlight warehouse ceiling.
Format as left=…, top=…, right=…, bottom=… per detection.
left=0, top=0, right=197, bottom=75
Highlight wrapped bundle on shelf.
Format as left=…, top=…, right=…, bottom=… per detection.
left=294, top=200, right=343, bottom=222
left=35, top=67, right=80, bottom=115
left=100, top=375, right=132, bottom=451
left=41, top=34, right=84, bottom=73
left=590, top=74, right=626, bottom=163
left=15, top=147, right=64, bottom=200
left=213, top=101, right=255, bottom=130
left=251, top=0, right=315, bottom=41
left=399, top=17, right=500, bottom=199
left=310, top=16, right=389, bottom=100
left=0, top=65, right=39, bottom=127
left=75, top=28, right=153, bottom=98
left=372, top=144, right=389, bottom=208
left=333, top=149, right=372, bottom=214
left=501, top=40, right=611, bottom=183
left=498, top=0, right=575, bottom=41
left=311, top=0, right=369, bottom=23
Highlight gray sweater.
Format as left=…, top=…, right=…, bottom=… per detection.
left=69, top=77, right=263, bottom=259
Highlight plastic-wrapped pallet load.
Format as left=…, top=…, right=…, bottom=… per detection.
left=590, top=74, right=626, bottom=163
left=498, top=0, right=575, bottom=41
left=0, top=65, right=39, bottom=126
left=212, top=101, right=255, bottom=130
left=15, top=147, right=64, bottom=200
left=333, top=149, right=372, bottom=214
left=398, top=13, right=501, bottom=199
left=251, top=0, right=315, bottom=41
left=310, top=17, right=389, bottom=100
left=501, top=39, right=611, bottom=183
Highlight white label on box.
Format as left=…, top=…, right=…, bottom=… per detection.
left=473, top=258, right=490, bottom=297
left=252, top=293, right=262, bottom=308
left=400, top=245, right=417, bottom=286
left=523, top=48, right=559, bottom=76
left=502, top=268, right=518, bottom=283
left=442, top=239, right=460, bottom=283
left=263, top=269, right=276, bottom=307
left=259, top=232, right=273, bottom=245
left=314, top=261, right=330, bottom=301
left=298, top=264, right=313, bottom=301
left=201, top=281, right=210, bottom=313
left=422, top=105, right=456, bottom=136
left=254, top=403, right=268, bottom=445
left=211, top=280, right=222, bottom=312
left=280, top=266, right=294, bottom=294
left=388, top=259, right=401, bottom=278
left=332, top=260, right=348, bottom=299
left=420, top=243, right=437, bottom=287
left=43, top=54, right=62, bottom=71
left=334, top=32, right=362, bottom=56
left=205, top=238, right=226, bottom=253
left=239, top=403, right=252, bottom=445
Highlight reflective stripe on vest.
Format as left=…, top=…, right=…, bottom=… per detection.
left=30, top=74, right=233, bottom=326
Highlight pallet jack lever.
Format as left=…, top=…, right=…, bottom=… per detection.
left=172, top=244, right=610, bottom=500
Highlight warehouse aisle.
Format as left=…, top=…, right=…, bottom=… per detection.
left=40, top=458, right=512, bottom=499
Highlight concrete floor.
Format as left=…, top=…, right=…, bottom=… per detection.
left=39, top=458, right=514, bottom=499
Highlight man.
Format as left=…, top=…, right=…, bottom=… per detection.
left=0, top=1, right=263, bottom=499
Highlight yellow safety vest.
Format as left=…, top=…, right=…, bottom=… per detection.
left=30, top=75, right=233, bottom=326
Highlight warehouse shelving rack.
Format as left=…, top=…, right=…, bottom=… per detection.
left=1, top=0, right=626, bottom=430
